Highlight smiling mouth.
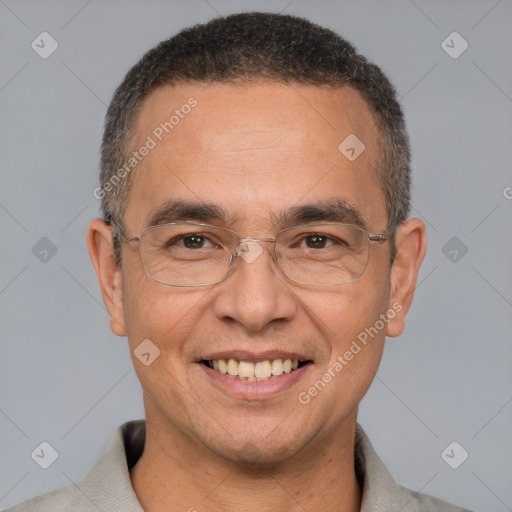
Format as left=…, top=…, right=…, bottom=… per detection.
left=201, top=358, right=311, bottom=381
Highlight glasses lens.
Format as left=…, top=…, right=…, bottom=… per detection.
left=276, top=224, right=370, bottom=285
left=139, top=224, right=237, bottom=286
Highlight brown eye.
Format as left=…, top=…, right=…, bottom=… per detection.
left=165, top=234, right=214, bottom=249
left=182, top=235, right=205, bottom=249
left=305, top=234, right=328, bottom=248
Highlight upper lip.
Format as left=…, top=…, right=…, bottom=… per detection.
left=200, top=350, right=311, bottom=363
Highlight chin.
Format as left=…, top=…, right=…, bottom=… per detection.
left=201, top=422, right=315, bottom=468
left=218, top=442, right=300, bottom=469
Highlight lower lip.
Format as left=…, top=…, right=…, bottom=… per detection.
left=199, top=363, right=311, bottom=400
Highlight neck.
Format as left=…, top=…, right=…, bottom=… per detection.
left=130, top=410, right=362, bottom=512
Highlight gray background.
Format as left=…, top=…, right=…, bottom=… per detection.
left=1, top=0, right=511, bottom=510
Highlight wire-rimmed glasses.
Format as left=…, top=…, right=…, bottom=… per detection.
left=114, top=222, right=392, bottom=287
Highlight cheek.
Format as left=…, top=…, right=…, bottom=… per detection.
left=121, top=263, right=209, bottom=357
left=303, top=274, right=391, bottom=347
left=300, top=262, right=391, bottom=388
left=294, top=287, right=389, bottom=431
left=122, top=280, right=212, bottom=405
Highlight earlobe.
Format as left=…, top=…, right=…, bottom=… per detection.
left=386, top=218, right=427, bottom=338
left=87, top=218, right=127, bottom=337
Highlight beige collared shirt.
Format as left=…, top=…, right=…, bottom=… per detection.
left=7, top=420, right=472, bottom=511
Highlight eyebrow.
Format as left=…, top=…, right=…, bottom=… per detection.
left=274, top=199, right=368, bottom=229
left=144, top=200, right=231, bottom=228
left=144, top=198, right=367, bottom=231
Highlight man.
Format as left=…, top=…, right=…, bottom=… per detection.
left=8, top=12, right=471, bottom=512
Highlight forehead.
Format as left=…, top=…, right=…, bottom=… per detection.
left=124, top=82, right=386, bottom=232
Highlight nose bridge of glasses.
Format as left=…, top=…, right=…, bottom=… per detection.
left=237, top=236, right=275, bottom=244
left=234, top=237, right=275, bottom=264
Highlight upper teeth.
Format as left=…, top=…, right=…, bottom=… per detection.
left=209, top=358, right=299, bottom=380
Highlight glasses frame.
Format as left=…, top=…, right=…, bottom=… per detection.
left=113, top=221, right=393, bottom=287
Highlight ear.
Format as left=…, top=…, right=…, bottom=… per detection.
left=87, top=218, right=127, bottom=336
left=386, top=217, right=427, bottom=338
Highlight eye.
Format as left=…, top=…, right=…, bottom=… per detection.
left=167, top=234, right=218, bottom=249
left=302, top=233, right=334, bottom=249
left=182, top=234, right=206, bottom=249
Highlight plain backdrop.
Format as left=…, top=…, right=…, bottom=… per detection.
left=1, top=1, right=511, bottom=511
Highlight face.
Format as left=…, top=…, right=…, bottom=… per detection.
left=93, top=81, right=417, bottom=464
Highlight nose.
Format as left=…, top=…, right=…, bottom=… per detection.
left=211, top=240, right=298, bottom=332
